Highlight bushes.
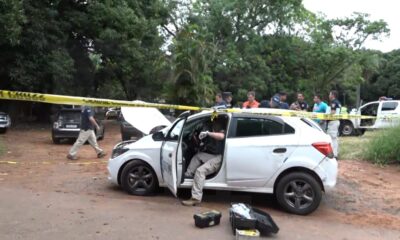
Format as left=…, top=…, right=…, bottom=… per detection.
left=364, top=125, right=400, bottom=164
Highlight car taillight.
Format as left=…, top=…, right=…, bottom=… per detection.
left=312, top=142, right=334, bottom=158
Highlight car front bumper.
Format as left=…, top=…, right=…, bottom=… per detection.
left=52, top=128, right=80, bottom=139
left=107, top=153, right=127, bottom=186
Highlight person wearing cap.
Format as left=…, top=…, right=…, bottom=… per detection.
left=242, top=91, right=259, bottom=108
left=270, top=92, right=289, bottom=109
left=182, top=119, right=226, bottom=206
left=327, top=90, right=341, bottom=158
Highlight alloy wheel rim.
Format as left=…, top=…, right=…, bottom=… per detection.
left=342, top=125, right=353, bottom=135
left=128, top=165, right=154, bottom=192
left=283, top=179, right=315, bottom=210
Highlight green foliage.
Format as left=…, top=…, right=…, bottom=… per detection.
left=364, top=126, right=400, bottom=164
left=0, top=136, right=5, bottom=157
left=0, top=0, right=393, bottom=110
left=362, top=49, right=400, bottom=100
left=0, top=0, right=25, bottom=46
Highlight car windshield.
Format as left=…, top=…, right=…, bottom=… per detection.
left=59, top=112, right=80, bottom=122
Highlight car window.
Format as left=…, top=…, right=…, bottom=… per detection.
left=59, top=112, right=80, bottom=122
left=361, top=103, right=379, bottom=116
left=301, top=118, right=322, bottom=131
left=167, top=118, right=185, bottom=141
left=381, top=102, right=398, bottom=111
left=234, top=118, right=294, bottom=137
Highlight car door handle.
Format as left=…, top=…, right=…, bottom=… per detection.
left=168, top=153, right=172, bottom=158
left=273, top=148, right=287, bottom=153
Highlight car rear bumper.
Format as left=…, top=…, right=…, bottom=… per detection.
left=314, top=157, right=338, bottom=191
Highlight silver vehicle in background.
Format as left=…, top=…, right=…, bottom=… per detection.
left=0, top=112, right=11, bottom=133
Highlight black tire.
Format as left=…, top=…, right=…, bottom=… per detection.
left=275, top=172, right=322, bottom=215
left=121, top=133, right=131, bottom=141
left=339, top=121, right=354, bottom=136
left=0, top=128, right=7, bottom=134
left=120, top=160, right=158, bottom=196
left=52, top=132, right=61, bottom=144
left=354, top=128, right=366, bottom=136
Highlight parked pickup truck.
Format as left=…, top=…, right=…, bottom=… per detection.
left=339, top=100, right=400, bottom=136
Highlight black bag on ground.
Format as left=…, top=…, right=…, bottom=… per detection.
left=194, top=210, right=222, bottom=228
left=229, top=203, right=279, bottom=235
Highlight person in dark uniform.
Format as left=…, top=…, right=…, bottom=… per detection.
left=67, top=106, right=106, bottom=160
left=290, top=92, right=309, bottom=111
left=270, top=92, right=289, bottom=109
left=182, top=119, right=225, bottom=206
left=327, top=90, right=341, bottom=158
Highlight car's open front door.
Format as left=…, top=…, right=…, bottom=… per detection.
left=160, top=117, right=187, bottom=197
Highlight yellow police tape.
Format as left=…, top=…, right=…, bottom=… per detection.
left=0, top=89, right=392, bottom=121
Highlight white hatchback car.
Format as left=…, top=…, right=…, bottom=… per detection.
left=108, top=110, right=338, bottom=215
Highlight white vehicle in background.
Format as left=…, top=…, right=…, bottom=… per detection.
left=108, top=109, right=338, bottom=215
left=0, top=112, right=11, bottom=133
left=339, top=100, right=400, bottom=136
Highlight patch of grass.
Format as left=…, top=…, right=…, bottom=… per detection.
left=364, top=126, right=400, bottom=165
left=0, top=137, right=5, bottom=157
left=339, top=131, right=378, bottom=160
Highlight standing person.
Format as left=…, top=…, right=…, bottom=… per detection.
left=67, top=106, right=106, bottom=160
left=312, top=94, right=328, bottom=130
left=182, top=119, right=225, bottom=206
left=214, top=93, right=227, bottom=108
left=290, top=92, right=309, bottom=111
left=223, top=92, right=233, bottom=108
left=271, top=92, right=289, bottom=109
left=242, top=91, right=260, bottom=108
left=327, top=90, right=341, bottom=158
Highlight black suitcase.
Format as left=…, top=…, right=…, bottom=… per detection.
left=193, top=210, right=222, bottom=228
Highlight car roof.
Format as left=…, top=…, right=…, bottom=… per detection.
left=189, top=110, right=292, bottom=123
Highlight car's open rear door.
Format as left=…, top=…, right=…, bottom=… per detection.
left=160, top=117, right=186, bottom=197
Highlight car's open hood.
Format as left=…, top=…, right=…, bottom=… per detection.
left=121, top=101, right=172, bottom=135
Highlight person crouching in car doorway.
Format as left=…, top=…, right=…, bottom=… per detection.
left=182, top=119, right=225, bottom=206
left=67, top=106, right=106, bottom=160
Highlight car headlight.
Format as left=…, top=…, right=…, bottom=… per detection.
left=111, top=148, right=129, bottom=159
left=53, top=120, right=62, bottom=129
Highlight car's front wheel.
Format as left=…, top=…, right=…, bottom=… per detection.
left=276, top=172, right=322, bottom=215
left=120, top=160, right=158, bottom=196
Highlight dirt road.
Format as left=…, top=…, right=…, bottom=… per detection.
left=0, top=121, right=399, bottom=240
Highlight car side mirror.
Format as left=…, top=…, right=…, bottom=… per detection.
left=152, top=131, right=165, bottom=141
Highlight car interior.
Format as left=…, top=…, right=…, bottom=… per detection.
left=360, top=103, right=379, bottom=126
left=180, top=114, right=229, bottom=182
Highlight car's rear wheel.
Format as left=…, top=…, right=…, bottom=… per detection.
left=121, top=160, right=158, bottom=196
left=0, top=128, right=7, bottom=134
left=276, top=172, right=322, bottom=215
